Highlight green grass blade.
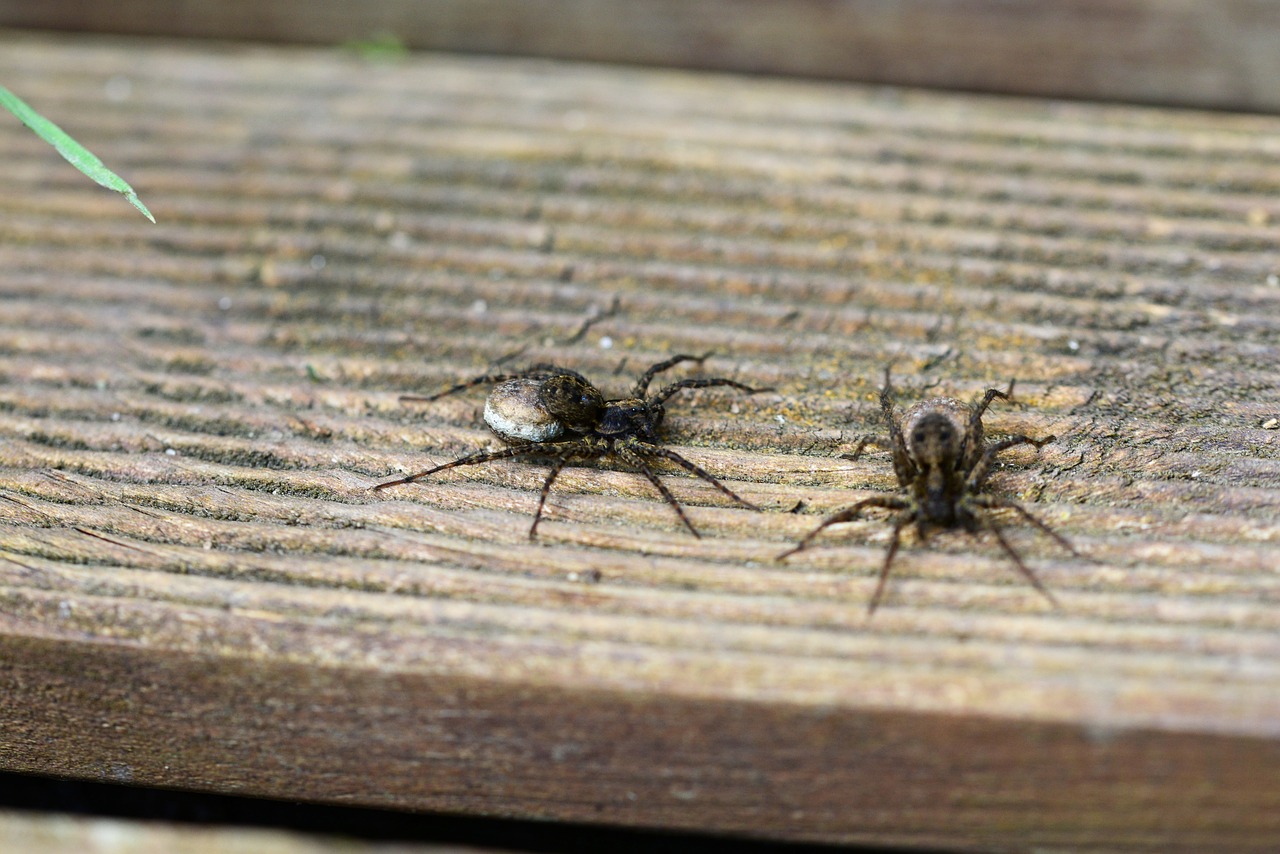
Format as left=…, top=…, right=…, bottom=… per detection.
left=0, top=84, right=155, bottom=222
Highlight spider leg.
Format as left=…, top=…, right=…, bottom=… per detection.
left=372, top=445, right=537, bottom=490
left=970, top=386, right=1012, bottom=422
left=374, top=436, right=595, bottom=490
left=527, top=455, right=572, bottom=540
left=650, top=377, right=770, bottom=405
left=955, top=385, right=1012, bottom=471
left=965, top=434, right=1054, bottom=490
left=867, top=509, right=915, bottom=616
left=970, top=494, right=1087, bottom=562
left=399, top=376, right=521, bottom=404
left=631, top=353, right=713, bottom=397
left=401, top=364, right=583, bottom=403
left=877, top=367, right=898, bottom=429
left=839, top=434, right=887, bottom=462
left=633, top=442, right=759, bottom=510
left=777, top=494, right=911, bottom=560
left=876, top=368, right=916, bottom=488
left=615, top=444, right=702, bottom=537
left=971, top=503, right=1060, bottom=609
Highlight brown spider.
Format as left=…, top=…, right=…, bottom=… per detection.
left=374, top=354, right=768, bottom=538
left=779, top=370, right=1081, bottom=614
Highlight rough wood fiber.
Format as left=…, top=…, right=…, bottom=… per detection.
left=1, top=30, right=1279, bottom=852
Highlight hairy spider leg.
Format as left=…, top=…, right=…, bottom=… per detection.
left=374, top=439, right=613, bottom=535
left=399, top=374, right=525, bottom=403
left=374, top=435, right=599, bottom=492
left=965, top=497, right=1060, bottom=609
left=630, top=353, right=713, bottom=397
left=866, top=508, right=918, bottom=615
left=372, top=445, right=535, bottom=490
left=635, top=441, right=760, bottom=511
left=650, top=377, right=768, bottom=405
left=614, top=443, right=703, bottom=538
left=841, top=432, right=898, bottom=461
left=959, top=386, right=1012, bottom=472
left=970, top=494, right=1087, bottom=562
left=528, top=455, right=573, bottom=539
left=836, top=370, right=902, bottom=463
left=878, top=379, right=918, bottom=488
left=970, top=386, right=1013, bottom=422
left=401, top=364, right=588, bottom=403
left=964, top=434, right=1054, bottom=492
left=776, top=494, right=911, bottom=560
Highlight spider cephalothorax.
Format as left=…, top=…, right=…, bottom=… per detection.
left=780, top=370, right=1081, bottom=614
left=374, top=354, right=768, bottom=538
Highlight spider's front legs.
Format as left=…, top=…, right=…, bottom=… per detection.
left=874, top=372, right=918, bottom=488
left=631, top=353, right=713, bottom=397
left=969, top=384, right=1013, bottom=424
left=650, top=377, right=769, bottom=406
left=637, top=442, right=760, bottom=511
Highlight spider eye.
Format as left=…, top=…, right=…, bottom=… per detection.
left=937, top=428, right=952, bottom=442
left=913, top=430, right=926, bottom=444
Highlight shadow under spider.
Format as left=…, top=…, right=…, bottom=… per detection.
left=374, top=354, right=770, bottom=538
left=780, top=369, right=1084, bottom=614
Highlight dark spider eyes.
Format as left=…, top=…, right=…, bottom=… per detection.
left=912, top=428, right=953, bottom=444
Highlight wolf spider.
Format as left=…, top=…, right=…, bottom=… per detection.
left=780, top=370, right=1081, bottom=614
left=374, top=354, right=768, bottom=538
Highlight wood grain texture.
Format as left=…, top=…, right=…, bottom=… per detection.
left=1, top=30, right=1279, bottom=851
left=4, top=1, right=1280, bottom=111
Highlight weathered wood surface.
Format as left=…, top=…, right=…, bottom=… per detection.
left=1, top=29, right=1279, bottom=852
left=4, top=1, right=1280, bottom=112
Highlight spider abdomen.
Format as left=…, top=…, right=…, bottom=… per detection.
left=484, top=378, right=566, bottom=443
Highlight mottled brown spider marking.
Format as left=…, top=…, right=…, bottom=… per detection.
left=781, top=369, right=1081, bottom=614
left=374, top=354, right=769, bottom=538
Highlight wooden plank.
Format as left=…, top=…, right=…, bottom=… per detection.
left=3, top=1, right=1280, bottom=111
left=1, top=30, right=1280, bottom=851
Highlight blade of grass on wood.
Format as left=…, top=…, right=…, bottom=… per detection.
left=0, top=84, right=154, bottom=222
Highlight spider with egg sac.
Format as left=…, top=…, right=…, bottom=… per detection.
left=374, top=354, right=769, bottom=538
left=779, top=370, right=1082, bottom=614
